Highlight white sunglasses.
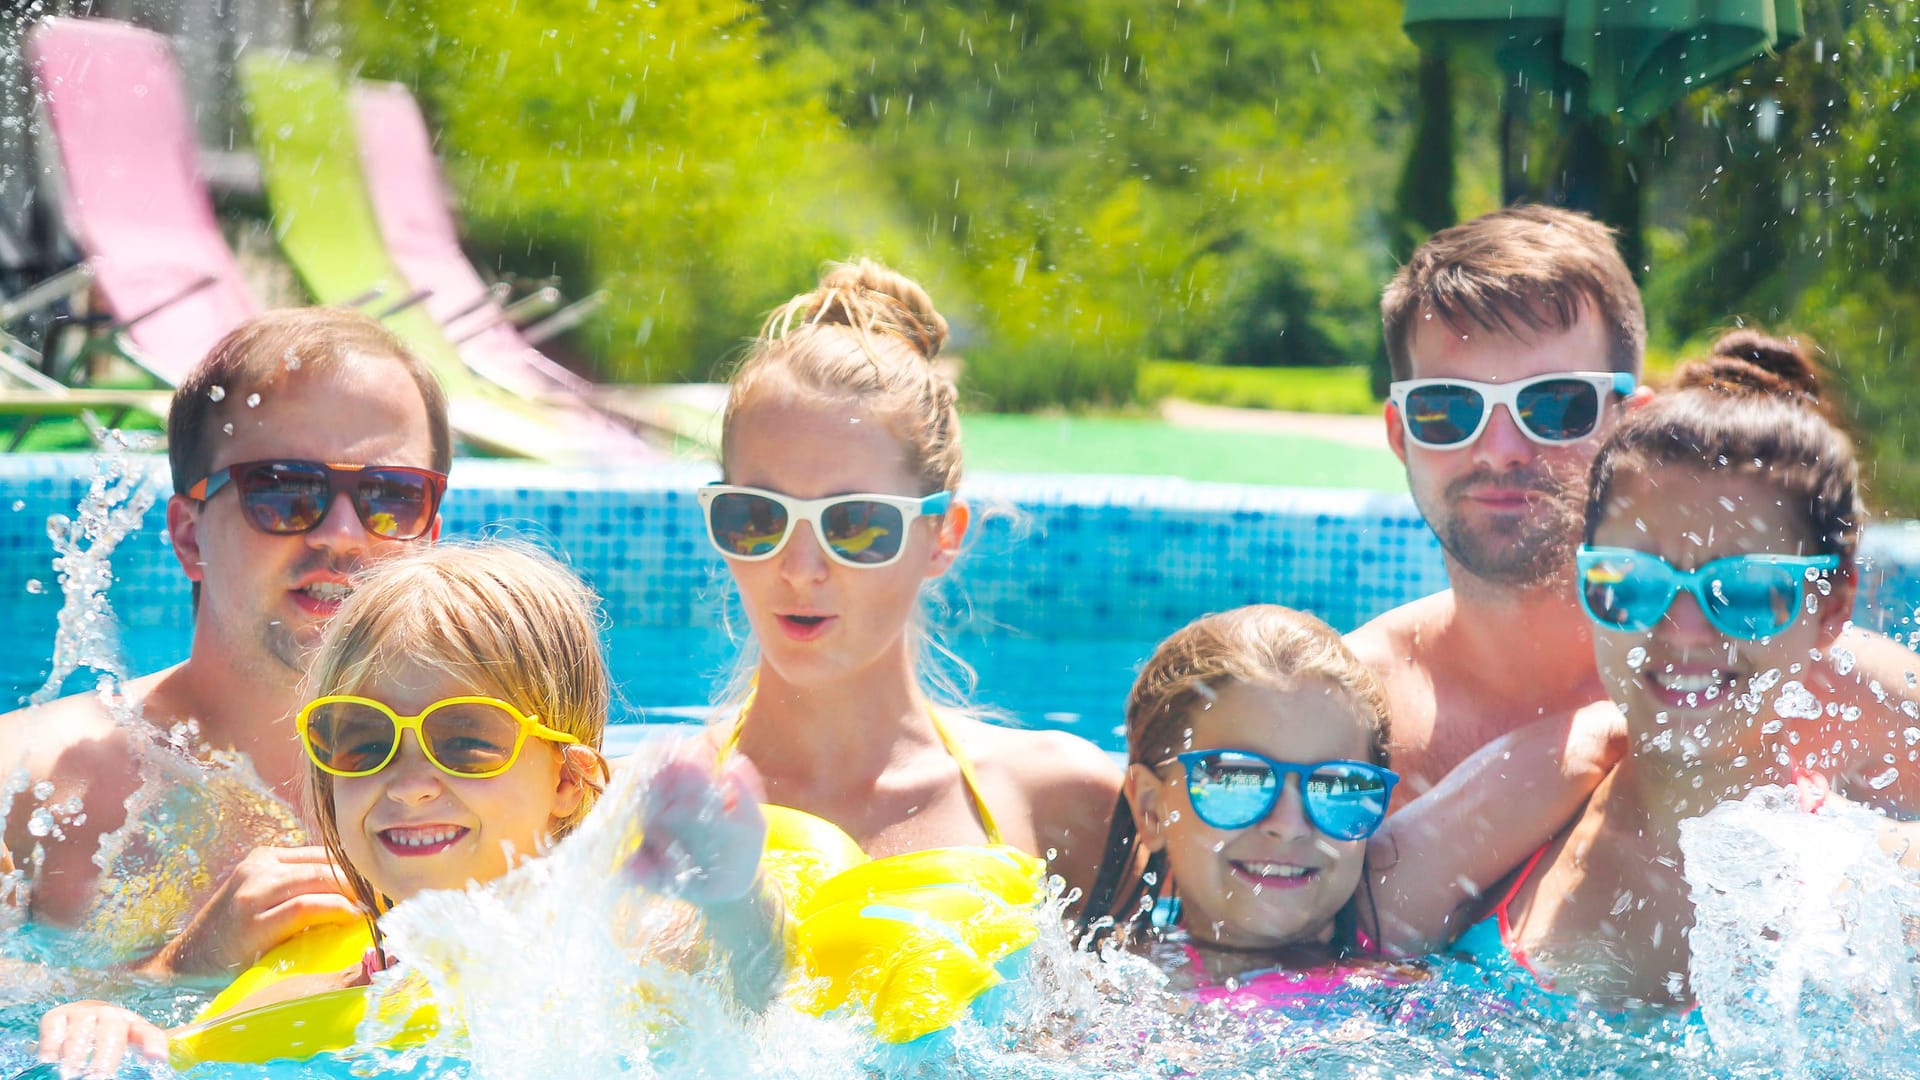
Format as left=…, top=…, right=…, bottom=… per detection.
left=1389, top=371, right=1636, bottom=448
left=697, top=484, right=951, bottom=568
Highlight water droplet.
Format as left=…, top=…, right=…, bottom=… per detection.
left=207, top=385, right=225, bottom=402
left=10, top=500, right=23, bottom=511
left=1871, top=766, right=1901, bottom=790
left=1833, top=647, right=1856, bottom=676
left=31, top=780, right=53, bottom=801
left=26, top=807, right=53, bottom=837
left=1627, top=646, right=1648, bottom=669
left=245, top=393, right=261, bottom=408
left=222, top=423, right=234, bottom=436
left=1774, top=680, right=1823, bottom=719
left=24, top=579, right=43, bottom=594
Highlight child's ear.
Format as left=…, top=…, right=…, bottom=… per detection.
left=1124, top=763, right=1170, bottom=852
left=551, top=745, right=604, bottom=821
left=1815, top=564, right=1858, bottom=648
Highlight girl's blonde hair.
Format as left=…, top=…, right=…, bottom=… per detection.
left=1079, top=605, right=1390, bottom=944
left=722, top=257, right=960, bottom=496
left=303, top=541, right=611, bottom=921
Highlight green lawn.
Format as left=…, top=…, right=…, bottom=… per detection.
left=964, top=414, right=1407, bottom=492
left=1138, top=362, right=1379, bottom=415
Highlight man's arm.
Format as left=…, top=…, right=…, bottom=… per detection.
left=1364, top=700, right=1624, bottom=956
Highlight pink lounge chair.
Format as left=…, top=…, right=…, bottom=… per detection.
left=28, top=17, right=259, bottom=384
left=350, top=81, right=599, bottom=401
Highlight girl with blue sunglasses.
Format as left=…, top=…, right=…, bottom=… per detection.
left=1455, top=331, right=1920, bottom=1012
left=1077, top=605, right=1622, bottom=1006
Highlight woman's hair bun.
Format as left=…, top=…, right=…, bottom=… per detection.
left=1671, top=328, right=1824, bottom=405
left=787, top=258, right=949, bottom=360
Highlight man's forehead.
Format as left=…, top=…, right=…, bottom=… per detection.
left=1405, top=299, right=1608, bottom=381
left=204, top=355, right=434, bottom=470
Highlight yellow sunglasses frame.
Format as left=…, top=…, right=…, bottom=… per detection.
left=295, top=695, right=581, bottom=779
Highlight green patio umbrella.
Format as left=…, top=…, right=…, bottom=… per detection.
left=1405, top=0, right=1803, bottom=126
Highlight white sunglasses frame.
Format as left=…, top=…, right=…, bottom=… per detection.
left=1388, top=370, right=1637, bottom=448
left=697, top=483, right=953, bottom=568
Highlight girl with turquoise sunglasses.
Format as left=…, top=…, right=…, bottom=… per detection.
left=37, top=544, right=783, bottom=1075
left=1077, top=605, right=1622, bottom=1006
left=1456, top=331, right=1920, bottom=1012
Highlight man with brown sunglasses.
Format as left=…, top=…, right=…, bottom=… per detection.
left=0, top=308, right=451, bottom=979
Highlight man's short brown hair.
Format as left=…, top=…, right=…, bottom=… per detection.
left=1381, top=205, right=1646, bottom=381
left=168, top=308, right=453, bottom=493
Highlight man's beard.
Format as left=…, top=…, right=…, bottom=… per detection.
left=1423, top=461, right=1587, bottom=590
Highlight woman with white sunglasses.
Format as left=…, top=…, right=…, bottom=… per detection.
left=695, top=258, right=1121, bottom=905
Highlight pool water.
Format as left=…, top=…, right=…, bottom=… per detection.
left=7, top=453, right=1920, bottom=1076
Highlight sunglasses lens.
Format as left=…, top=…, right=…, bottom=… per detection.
left=421, top=701, right=526, bottom=776
left=821, top=500, right=909, bottom=565
left=1402, top=384, right=1486, bottom=446
left=1514, top=378, right=1602, bottom=441
left=305, top=700, right=400, bottom=775
left=353, top=470, right=439, bottom=540
left=1581, top=552, right=1670, bottom=631
left=1704, top=562, right=1803, bottom=640
left=1303, top=763, right=1393, bottom=841
left=236, top=461, right=332, bottom=534
left=1186, top=752, right=1279, bottom=831
left=707, top=491, right=791, bottom=558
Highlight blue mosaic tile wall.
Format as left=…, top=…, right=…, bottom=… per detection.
left=5, top=453, right=1920, bottom=725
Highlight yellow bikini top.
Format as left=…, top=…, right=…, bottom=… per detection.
left=718, top=700, right=1006, bottom=846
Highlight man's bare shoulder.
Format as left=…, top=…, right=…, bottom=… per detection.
left=1347, top=590, right=1459, bottom=674
left=0, top=686, right=127, bottom=779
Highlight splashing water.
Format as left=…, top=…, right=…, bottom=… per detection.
left=1682, top=785, right=1920, bottom=1078
left=29, top=427, right=160, bottom=706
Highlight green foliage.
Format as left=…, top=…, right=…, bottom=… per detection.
left=332, top=0, right=906, bottom=383
left=1138, top=362, right=1379, bottom=415
left=327, top=0, right=1420, bottom=408
left=1640, top=0, right=1920, bottom=513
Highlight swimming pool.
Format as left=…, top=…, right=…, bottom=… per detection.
left=7, top=451, right=1920, bottom=1077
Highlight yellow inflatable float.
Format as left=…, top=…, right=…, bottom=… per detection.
left=168, top=921, right=438, bottom=1068
left=762, top=804, right=1047, bottom=1043
left=167, top=805, right=1042, bottom=1063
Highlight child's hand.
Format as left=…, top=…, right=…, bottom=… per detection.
left=625, top=752, right=768, bottom=907
left=38, top=1000, right=168, bottom=1078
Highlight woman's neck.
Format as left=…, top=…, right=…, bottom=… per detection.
left=734, top=646, right=937, bottom=785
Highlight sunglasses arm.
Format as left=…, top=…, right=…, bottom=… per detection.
left=1359, top=703, right=1621, bottom=957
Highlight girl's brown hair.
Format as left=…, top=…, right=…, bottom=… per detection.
left=721, top=257, right=960, bottom=495
left=1077, top=605, right=1390, bottom=945
left=303, top=541, right=611, bottom=925
left=1584, top=329, right=1863, bottom=563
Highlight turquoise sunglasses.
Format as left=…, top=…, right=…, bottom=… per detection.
left=1577, top=545, right=1841, bottom=641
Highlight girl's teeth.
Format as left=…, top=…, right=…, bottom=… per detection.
left=388, top=826, right=461, bottom=847
left=1661, top=672, right=1724, bottom=693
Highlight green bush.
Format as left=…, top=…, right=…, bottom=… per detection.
left=1139, top=362, right=1379, bottom=415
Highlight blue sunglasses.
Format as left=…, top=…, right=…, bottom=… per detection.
left=1162, top=750, right=1397, bottom=841
left=1577, top=545, right=1841, bottom=642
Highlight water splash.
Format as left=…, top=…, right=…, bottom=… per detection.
left=1683, top=785, right=1920, bottom=1077
left=29, top=427, right=160, bottom=706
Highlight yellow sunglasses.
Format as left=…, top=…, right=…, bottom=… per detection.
left=296, top=695, right=581, bottom=779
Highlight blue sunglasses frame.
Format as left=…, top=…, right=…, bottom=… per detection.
left=1576, top=545, right=1842, bottom=641
left=1162, top=750, right=1398, bottom=841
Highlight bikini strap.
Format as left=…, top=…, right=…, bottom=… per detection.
left=925, top=707, right=1005, bottom=846
left=720, top=696, right=1004, bottom=846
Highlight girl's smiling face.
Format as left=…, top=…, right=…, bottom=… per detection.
left=720, top=393, right=965, bottom=691
left=1588, top=466, right=1853, bottom=766
left=331, top=661, right=587, bottom=904
left=1125, top=678, right=1375, bottom=951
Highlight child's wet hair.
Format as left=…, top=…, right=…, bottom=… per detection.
left=1077, top=605, right=1389, bottom=946
left=1583, top=328, right=1863, bottom=563
left=302, top=540, right=611, bottom=921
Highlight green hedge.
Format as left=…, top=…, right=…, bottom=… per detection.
left=1138, top=362, right=1379, bottom=415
